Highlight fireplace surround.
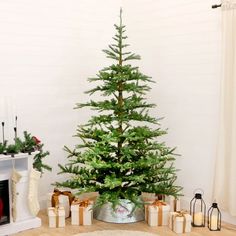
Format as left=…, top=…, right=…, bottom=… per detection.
left=0, top=153, right=41, bottom=236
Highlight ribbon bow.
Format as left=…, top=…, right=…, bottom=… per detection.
left=51, top=188, right=75, bottom=208
left=72, top=198, right=91, bottom=208
left=172, top=210, right=188, bottom=233
left=151, top=200, right=167, bottom=207
left=175, top=210, right=188, bottom=217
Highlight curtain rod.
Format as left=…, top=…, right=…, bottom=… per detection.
left=212, top=4, right=222, bottom=8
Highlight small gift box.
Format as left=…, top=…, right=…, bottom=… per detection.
left=169, top=211, right=191, bottom=233
left=144, top=200, right=155, bottom=222
left=47, top=189, right=74, bottom=218
left=166, top=196, right=181, bottom=212
left=48, top=206, right=65, bottom=228
left=71, top=199, right=93, bottom=225
left=147, top=200, right=170, bottom=226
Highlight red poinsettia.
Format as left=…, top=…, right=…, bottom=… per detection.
left=32, top=136, right=41, bottom=145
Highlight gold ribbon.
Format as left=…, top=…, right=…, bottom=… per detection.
left=51, top=188, right=75, bottom=208
left=79, top=207, right=84, bottom=225
left=72, top=199, right=91, bottom=225
left=151, top=200, right=167, bottom=226
left=172, top=210, right=188, bottom=233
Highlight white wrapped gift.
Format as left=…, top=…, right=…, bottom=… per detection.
left=71, top=199, right=93, bottom=225
left=165, top=196, right=181, bottom=212
left=169, top=211, right=191, bottom=233
left=47, top=189, right=74, bottom=218
left=144, top=200, right=155, bottom=222
left=48, top=206, right=65, bottom=228
left=147, top=201, right=170, bottom=226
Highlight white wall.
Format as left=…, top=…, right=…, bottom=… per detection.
left=0, top=0, right=123, bottom=196
left=123, top=0, right=222, bottom=201
left=1, top=0, right=234, bottom=223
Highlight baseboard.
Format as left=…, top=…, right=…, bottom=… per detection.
left=0, top=217, right=41, bottom=236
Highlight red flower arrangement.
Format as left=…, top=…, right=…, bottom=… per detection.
left=32, top=136, right=41, bottom=145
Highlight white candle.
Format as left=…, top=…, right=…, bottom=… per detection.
left=194, top=212, right=203, bottom=226
left=210, top=215, right=218, bottom=230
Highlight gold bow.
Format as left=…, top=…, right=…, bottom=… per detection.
left=51, top=188, right=75, bottom=208
left=72, top=198, right=91, bottom=207
left=172, top=210, right=188, bottom=233
left=151, top=200, right=167, bottom=207
left=175, top=210, right=188, bottom=216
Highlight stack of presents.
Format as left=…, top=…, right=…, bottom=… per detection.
left=47, top=189, right=191, bottom=234
left=47, top=189, right=93, bottom=228
left=144, top=194, right=191, bottom=234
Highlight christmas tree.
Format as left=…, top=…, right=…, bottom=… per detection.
left=57, top=9, right=182, bottom=208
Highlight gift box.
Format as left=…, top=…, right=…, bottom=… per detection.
left=144, top=200, right=154, bottom=222
left=48, top=206, right=65, bottom=228
left=47, top=189, right=74, bottom=218
left=166, top=196, right=181, bottom=212
left=147, top=200, right=170, bottom=226
left=141, top=192, right=156, bottom=202
left=169, top=211, right=191, bottom=233
left=71, top=199, right=93, bottom=225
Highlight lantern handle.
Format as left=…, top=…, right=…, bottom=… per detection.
left=193, top=188, right=204, bottom=196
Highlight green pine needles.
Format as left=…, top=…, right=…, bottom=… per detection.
left=33, top=143, right=51, bottom=174
left=0, top=130, right=52, bottom=174
left=57, top=9, right=182, bottom=208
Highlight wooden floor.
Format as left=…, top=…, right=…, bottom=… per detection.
left=12, top=210, right=236, bottom=236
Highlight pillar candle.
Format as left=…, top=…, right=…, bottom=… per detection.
left=194, top=212, right=203, bottom=226
left=210, top=215, right=218, bottom=230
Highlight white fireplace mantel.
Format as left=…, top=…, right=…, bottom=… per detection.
left=0, top=152, right=41, bottom=236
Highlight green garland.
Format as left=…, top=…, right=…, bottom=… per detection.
left=0, top=131, right=51, bottom=174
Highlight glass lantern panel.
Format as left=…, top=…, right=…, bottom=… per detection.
left=193, top=199, right=204, bottom=226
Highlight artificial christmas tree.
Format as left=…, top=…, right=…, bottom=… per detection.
left=57, top=9, right=182, bottom=222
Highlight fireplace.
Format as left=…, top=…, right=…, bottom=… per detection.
left=0, top=180, right=10, bottom=226
left=0, top=153, right=41, bottom=236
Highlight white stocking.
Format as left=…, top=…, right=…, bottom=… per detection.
left=28, top=168, right=41, bottom=216
left=12, top=169, right=22, bottom=222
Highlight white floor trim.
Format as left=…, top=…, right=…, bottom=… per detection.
left=0, top=217, right=41, bottom=236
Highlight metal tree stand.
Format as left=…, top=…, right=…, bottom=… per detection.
left=94, top=199, right=144, bottom=223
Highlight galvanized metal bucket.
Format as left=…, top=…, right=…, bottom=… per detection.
left=93, top=199, right=144, bottom=223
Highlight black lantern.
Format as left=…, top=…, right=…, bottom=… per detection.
left=208, top=202, right=221, bottom=231
left=190, top=190, right=206, bottom=227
